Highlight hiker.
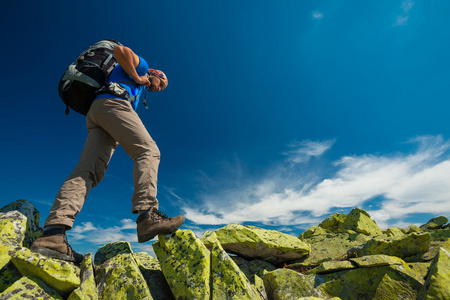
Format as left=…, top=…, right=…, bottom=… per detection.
left=30, top=42, right=185, bottom=263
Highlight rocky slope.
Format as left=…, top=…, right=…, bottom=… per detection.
left=0, top=199, right=449, bottom=299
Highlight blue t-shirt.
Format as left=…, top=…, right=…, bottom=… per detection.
left=95, top=56, right=148, bottom=111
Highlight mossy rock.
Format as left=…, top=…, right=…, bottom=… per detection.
left=202, top=224, right=310, bottom=264
left=153, top=230, right=210, bottom=300
left=67, top=253, right=98, bottom=300
left=0, top=276, right=63, bottom=299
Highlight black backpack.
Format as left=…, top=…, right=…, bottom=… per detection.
left=58, top=39, right=122, bottom=115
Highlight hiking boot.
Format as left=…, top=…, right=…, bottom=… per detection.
left=30, top=228, right=84, bottom=264
left=136, top=207, right=185, bottom=243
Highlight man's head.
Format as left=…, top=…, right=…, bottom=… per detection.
left=147, top=69, right=168, bottom=92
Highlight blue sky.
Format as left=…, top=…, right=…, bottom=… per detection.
left=1, top=0, right=449, bottom=256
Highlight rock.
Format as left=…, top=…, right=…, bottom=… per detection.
left=263, top=268, right=325, bottom=299
left=318, top=213, right=347, bottom=233
left=339, top=208, right=383, bottom=236
left=11, top=247, right=80, bottom=297
left=231, top=256, right=276, bottom=284
left=68, top=253, right=98, bottom=300
left=134, top=252, right=174, bottom=300
left=420, top=216, right=449, bottom=230
left=153, top=230, right=210, bottom=299
left=299, top=225, right=329, bottom=239
left=0, top=276, right=63, bottom=300
left=298, top=232, right=372, bottom=265
left=401, top=224, right=422, bottom=234
left=94, top=242, right=152, bottom=300
left=307, top=260, right=355, bottom=275
left=209, top=232, right=263, bottom=299
left=0, top=261, right=21, bottom=293
left=94, top=241, right=133, bottom=265
left=383, top=227, right=405, bottom=237
left=350, top=255, right=405, bottom=268
left=317, top=264, right=424, bottom=299
left=254, top=275, right=267, bottom=299
left=350, top=232, right=431, bottom=258
left=202, top=224, right=311, bottom=264
left=0, top=200, right=42, bottom=248
left=372, top=273, right=417, bottom=300
left=418, top=240, right=450, bottom=299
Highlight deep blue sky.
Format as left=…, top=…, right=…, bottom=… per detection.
left=1, top=1, right=449, bottom=255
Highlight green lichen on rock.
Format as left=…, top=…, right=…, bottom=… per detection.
left=263, top=268, right=325, bottom=299
left=351, top=232, right=431, bottom=258
left=339, top=208, right=383, bottom=236
left=298, top=232, right=371, bottom=265
left=318, top=213, right=347, bottom=233
left=153, top=230, right=210, bottom=300
left=0, top=199, right=42, bottom=248
left=350, top=255, right=405, bottom=268
left=68, top=253, right=98, bottom=300
left=94, top=241, right=133, bottom=266
left=134, top=252, right=174, bottom=300
left=202, top=224, right=310, bottom=264
left=383, top=227, right=405, bottom=237
left=210, top=232, right=263, bottom=299
left=253, top=275, right=267, bottom=299
left=307, top=260, right=355, bottom=275
left=418, top=240, right=450, bottom=299
left=317, top=263, right=423, bottom=299
left=300, top=225, right=329, bottom=239
left=0, top=260, right=21, bottom=293
left=0, top=276, right=62, bottom=300
left=95, top=252, right=152, bottom=300
left=401, top=224, right=422, bottom=234
left=420, top=216, right=449, bottom=230
left=372, top=273, right=417, bottom=300
left=10, top=247, right=80, bottom=297
left=231, top=256, right=276, bottom=284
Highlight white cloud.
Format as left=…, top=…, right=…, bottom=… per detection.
left=182, top=135, right=450, bottom=229
left=282, top=139, right=335, bottom=164
left=312, top=11, right=323, bottom=20
left=68, top=218, right=159, bottom=256
left=393, top=0, right=414, bottom=26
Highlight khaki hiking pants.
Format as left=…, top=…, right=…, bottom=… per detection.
left=45, top=98, right=160, bottom=229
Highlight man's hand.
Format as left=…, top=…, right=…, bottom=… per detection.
left=134, top=75, right=150, bottom=86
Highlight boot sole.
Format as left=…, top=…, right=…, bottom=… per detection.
left=138, top=218, right=185, bottom=243
left=30, top=245, right=82, bottom=263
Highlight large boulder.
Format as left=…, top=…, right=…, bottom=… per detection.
left=0, top=200, right=42, bottom=248
left=68, top=253, right=98, bottom=300
left=298, top=232, right=372, bottom=265
left=0, top=276, right=63, bottom=300
left=420, top=216, right=449, bottom=230
left=202, top=224, right=310, bottom=264
left=418, top=240, right=450, bottom=299
left=209, top=232, right=264, bottom=299
left=263, top=268, right=326, bottom=299
left=94, top=241, right=152, bottom=300
left=133, top=252, right=174, bottom=300
left=339, top=208, right=383, bottom=236
left=153, top=230, right=211, bottom=299
left=349, top=232, right=431, bottom=259
left=11, top=247, right=80, bottom=297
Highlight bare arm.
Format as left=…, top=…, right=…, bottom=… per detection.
left=114, top=45, right=150, bottom=86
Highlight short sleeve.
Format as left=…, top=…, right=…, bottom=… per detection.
left=136, top=56, right=149, bottom=76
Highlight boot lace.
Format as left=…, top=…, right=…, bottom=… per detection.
left=151, top=209, right=170, bottom=221
left=63, top=234, right=74, bottom=255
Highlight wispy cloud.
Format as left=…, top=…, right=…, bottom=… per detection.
left=282, top=139, right=335, bottom=164
left=393, top=0, right=414, bottom=27
left=182, top=135, right=450, bottom=229
left=312, top=11, right=323, bottom=20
